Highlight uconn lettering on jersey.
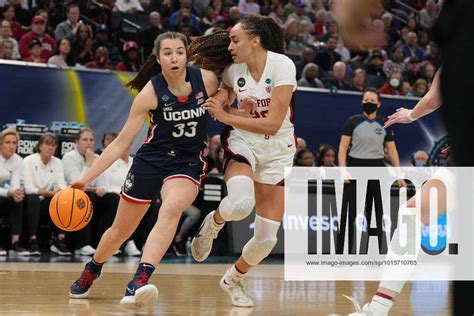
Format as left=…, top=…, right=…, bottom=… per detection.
left=163, top=107, right=206, bottom=121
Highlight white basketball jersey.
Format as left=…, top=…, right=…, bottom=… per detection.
left=222, top=51, right=297, bottom=139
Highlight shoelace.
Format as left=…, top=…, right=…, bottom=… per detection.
left=343, top=295, right=363, bottom=313
left=77, top=270, right=95, bottom=288
left=134, top=271, right=149, bottom=287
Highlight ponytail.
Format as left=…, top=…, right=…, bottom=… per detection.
left=240, top=15, right=285, bottom=54
left=188, top=29, right=233, bottom=73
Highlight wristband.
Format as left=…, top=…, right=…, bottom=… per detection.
left=406, top=110, right=417, bottom=122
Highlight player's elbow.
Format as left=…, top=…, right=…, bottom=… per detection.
left=266, top=124, right=280, bottom=136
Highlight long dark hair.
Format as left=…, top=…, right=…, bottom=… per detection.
left=126, top=32, right=188, bottom=91
left=55, top=38, right=76, bottom=66
left=189, top=15, right=285, bottom=72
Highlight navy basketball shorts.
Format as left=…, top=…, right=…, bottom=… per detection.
left=120, top=154, right=207, bottom=205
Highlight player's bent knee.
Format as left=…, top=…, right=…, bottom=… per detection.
left=219, top=176, right=255, bottom=221
left=242, top=236, right=277, bottom=266
left=241, top=215, right=280, bottom=265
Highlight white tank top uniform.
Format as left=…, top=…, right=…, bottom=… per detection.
left=221, top=51, right=297, bottom=185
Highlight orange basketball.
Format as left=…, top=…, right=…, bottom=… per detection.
left=49, top=188, right=93, bottom=232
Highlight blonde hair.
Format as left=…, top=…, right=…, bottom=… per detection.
left=0, top=128, right=20, bottom=144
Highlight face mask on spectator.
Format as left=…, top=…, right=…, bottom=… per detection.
left=415, top=161, right=425, bottom=167
left=390, top=78, right=400, bottom=88
left=362, top=102, right=378, bottom=114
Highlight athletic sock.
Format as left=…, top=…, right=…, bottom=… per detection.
left=86, top=258, right=104, bottom=274
left=370, top=292, right=394, bottom=313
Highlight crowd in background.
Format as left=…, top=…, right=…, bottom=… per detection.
left=0, top=0, right=441, bottom=96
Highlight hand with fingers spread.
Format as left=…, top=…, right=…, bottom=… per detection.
left=384, top=107, right=416, bottom=128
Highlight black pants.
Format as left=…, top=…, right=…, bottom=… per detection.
left=0, top=196, right=23, bottom=236
left=94, top=193, right=119, bottom=246
left=433, top=1, right=474, bottom=313
left=347, top=157, right=386, bottom=167
left=24, top=194, right=54, bottom=238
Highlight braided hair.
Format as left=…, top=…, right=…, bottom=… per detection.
left=126, top=32, right=188, bottom=91
left=189, top=16, right=285, bottom=72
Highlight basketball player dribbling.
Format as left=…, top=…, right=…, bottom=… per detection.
left=188, top=16, right=297, bottom=307
left=67, top=32, right=219, bottom=308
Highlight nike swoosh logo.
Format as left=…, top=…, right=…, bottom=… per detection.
left=195, top=221, right=206, bottom=238
left=223, top=279, right=230, bottom=286
left=238, top=89, right=246, bottom=92
left=287, top=144, right=293, bottom=148
left=142, top=264, right=154, bottom=269
left=127, top=287, right=135, bottom=295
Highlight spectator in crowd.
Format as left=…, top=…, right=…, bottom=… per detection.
left=418, top=30, right=430, bottom=51
left=19, top=15, right=55, bottom=60
left=0, top=129, right=28, bottom=256
left=0, top=38, right=14, bottom=59
left=299, top=20, right=316, bottom=47
left=403, top=31, right=424, bottom=61
left=335, top=34, right=351, bottom=63
left=284, top=0, right=297, bottom=15
left=294, top=148, right=315, bottom=166
left=401, top=80, right=412, bottom=95
left=383, top=45, right=405, bottom=77
left=115, top=41, right=142, bottom=72
left=411, top=150, right=429, bottom=167
left=317, top=34, right=341, bottom=71
left=86, top=46, right=113, bottom=70
left=402, top=56, right=422, bottom=86
left=421, top=62, right=436, bottom=84
left=407, top=78, right=429, bottom=97
left=72, top=23, right=93, bottom=65
left=1, top=5, right=22, bottom=40
left=34, top=9, right=53, bottom=38
left=225, top=6, right=241, bottom=28
left=0, top=19, right=20, bottom=59
left=365, top=49, right=387, bottom=89
left=48, top=38, right=75, bottom=67
left=287, top=0, right=310, bottom=23
left=379, top=71, right=405, bottom=96
left=210, top=0, right=226, bottom=19
left=395, top=26, right=409, bottom=47
left=317, top=145, right=337, bottom=167
left=319, top=19, right=338, bottom=42
left=23, top=38, right=46, bottom=63
left=313, top=9, right=328, bottom=37
left=238, top=0, right=259, bottom=16
left=22, top=133, right=68, bottom=256
left=113, top=0, right=144, bottom=13
left=92, top=24, right=120, bottom=64
left=141, top=11, right=166, bottom=57
left=95, top=146, right=141, bottom=256
left=349, top=68, right=366, bottom=92
left=268, top=4, right=286, bottom=25
left=423, top=41, right=441, bottom=69
left=298, top=63, right=324, bottom=88
left=296, top=137, right=307, bottom=151
left=295, top=47, right=317, bottom=80
left=169, top=0, right=199, bottom=28
left=62, top=127, right=100, bottom=256
left=325, top=61, right=350, bottom=90
left=381, top=12, right=398, bottom=46
left=54, top=4, right=81, bottom=42
left=406, top=16, right=419, bottom=33
left=95, top=131, right=117, bottom=155
left=419, top=0, right=437, bottom=30
left=7, top=0, right=30, bottom=26
left=284, top=19, right=305, bottom=59
left=172, top=205, right=202, bottom=256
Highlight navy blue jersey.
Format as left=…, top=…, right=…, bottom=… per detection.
left=136, top=66, right=208, bottom=159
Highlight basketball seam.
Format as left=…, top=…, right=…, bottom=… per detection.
left=66, top=189, right=75, bottom=229
left=72, top=193, right=90, bottom=231
left=56, top=189, right=66, bottom=228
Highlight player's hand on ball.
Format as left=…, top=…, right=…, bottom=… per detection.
left=69, top=178, right=89, bottom=191
left=384, top=108, right=413, bottom=128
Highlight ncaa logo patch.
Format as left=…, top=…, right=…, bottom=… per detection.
left=375, top=127, right=383, bottom=135
left=237, top=77, right=246, bottom=87
left=124, top=173, right=134, bottom=192
left=162, top=94, right=170, bottom=102
left=265, top=78, right=271, bottom=84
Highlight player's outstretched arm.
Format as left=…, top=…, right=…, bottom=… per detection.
left=384, top=69, right=443, bottom=128
left=70, top=82, right=157, bottom=190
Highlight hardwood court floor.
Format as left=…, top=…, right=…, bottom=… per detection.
left=0, top=261, right=451, bottom=315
